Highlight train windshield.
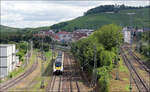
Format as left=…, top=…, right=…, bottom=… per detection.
left=58, top=52, right=62, bottom=57
left=55, top=62, right=61, bottom=67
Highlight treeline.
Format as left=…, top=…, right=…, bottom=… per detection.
left=0, top=29, right=34, bottom=43
left=84, top=4, right=149, bottom=15
left=0, top=30, right=52, bottom=52
left=32, top=36, right=52, bottom=52
left=0, top=24, right=51, bottom=43
left=50, top=22, right=69, bottom=31
left=71, top=24, right=123, bottom=92
left=136, top=31, right=150, bottom=61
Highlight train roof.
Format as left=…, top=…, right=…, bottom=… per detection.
left=55, top=57, right=62, bottom=62
left=58, top=51, right=62, bottom=56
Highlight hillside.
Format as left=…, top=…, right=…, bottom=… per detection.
left=0, top=25, right=50, bottom=33
left=0, top=5, right=150, bottom=33
left=0, top=25, right=21, bottom=32
left=51, top=6, right=150, bottom=31
left=0, top=25, right=51, bottom=43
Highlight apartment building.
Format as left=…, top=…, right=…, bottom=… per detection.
left=0, top=44, right=18, bottom=78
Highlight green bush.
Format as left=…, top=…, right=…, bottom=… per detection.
left=97, top=66, right=110, bottom=92
left=98, top=77, right=109, bottom=92
left=99, top=50, right=115, bottom=67
left=8, top=73, right=13, bottom=78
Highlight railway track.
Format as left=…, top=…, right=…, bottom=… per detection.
left=68, top=54, right=80, bottom=92
left=46, top=52, right=81, bottom=92
left=0, top=60, right=38, bottom=91
left=46, top=53, right=64, bottom=92
left=121, top=47, right=149, bottom=92
left=47, top=75, right=62, bottom=91
left=126, top=47, right=150, bottom=73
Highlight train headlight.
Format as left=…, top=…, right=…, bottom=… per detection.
left=53, top=67, right=56, bottom=72
left=60, top=67, right=63, bottom=71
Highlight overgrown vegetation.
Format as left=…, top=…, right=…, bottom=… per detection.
left=71, top=24, right=123, bottom=92
left=32, top=36, right=52, bottom=52
left=16, top=41, right=28, bottom=61
left=136, top=31, right=150, bottom=62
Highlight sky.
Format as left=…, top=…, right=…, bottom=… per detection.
left=1, top=0, right=150, bottom=28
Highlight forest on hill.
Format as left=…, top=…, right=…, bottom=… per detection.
left=50, top=5, right=150, bottom=31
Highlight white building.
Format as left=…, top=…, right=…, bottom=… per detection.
left=56, top=31, right=72, bottom=42
left=75, top=29, right=94, bottom=36
left=0, top=44, right=19, bottom=78
left=137, top=29, right=143, bottom=32
left=123, top=27, right=131, bottom=44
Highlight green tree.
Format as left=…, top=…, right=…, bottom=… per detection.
left=93, top=24, right=123, bottom=50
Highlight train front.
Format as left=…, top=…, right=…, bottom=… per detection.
left=53, top=58, right=63, bottom=75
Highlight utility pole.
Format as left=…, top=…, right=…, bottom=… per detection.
left=53, top=40, right=55, bottom=59
left=91, top=45, right=97, bottom=88
left=30, top=40, right=33, bottom=56
left=40, top=37, right=44, bottom=88
left=129, top=72, right=132, bottom=92
left=115, top=40, right=120, bottom=80
left=52, top=40, right=54, bottom=61
left=27, top=42, right=29, bottom=65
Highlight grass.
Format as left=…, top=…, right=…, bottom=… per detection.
left=44, top=50, right=52, bottom=62
left=125, top=84, right=130, bottom=91
left=3, top=49, right=54, bottom=92
left=122, top=78, right=128, bottom=81
left=9, top=49, right=53, bottom=91
left=119, top=57, right=128, bottom=73
left=1, top=50, right=37, bottom=83
left=109, top=56, right=131, bottom=92
left=30, top=49, right=53, bottom=91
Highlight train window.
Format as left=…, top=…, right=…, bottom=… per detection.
left=55, top=62, right=61, bottom=67
left=58, top=52, right=62, bottom=56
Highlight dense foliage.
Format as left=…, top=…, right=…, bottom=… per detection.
left=84, top=5, right=149, bottom=15
left=71, top=24, right=123, bottom=92
left=32, top=36, right=52, bottom=52
left=137, top=31, right=150, bottom=61
left=16, top=41, right=28, bottom=61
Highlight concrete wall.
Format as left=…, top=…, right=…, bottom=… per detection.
left=124, top=31, right=131, bottom=44
left=0, top=44, right=18, bottom=78
left=0, top=67, right=8, bottom=78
